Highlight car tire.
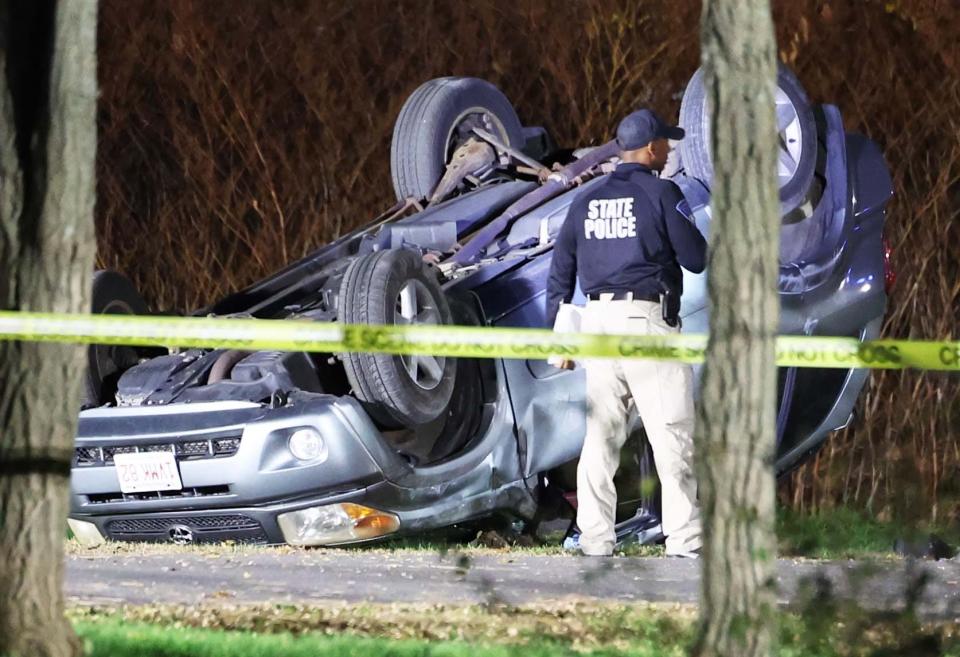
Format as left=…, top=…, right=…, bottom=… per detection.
left=390, top=76, right=525, bottom=201
left=678, top=64, right=817, bottom=214
left=84, top=270, right=149, bottom=407
left=338, top=249, right=456, bottom=427
left=422, top=297, right=486, bottom=461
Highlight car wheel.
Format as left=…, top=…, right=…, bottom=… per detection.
left=338, top=249, right=456, bottom=426
left=678, top=64, right=817, bottom=214
left=84, top=270, right=149, bottom=407
left=390, top=77, right=525, bottom=201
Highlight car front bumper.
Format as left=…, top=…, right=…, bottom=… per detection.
left=69, top=487, right=378, bottom=545
left=69, top=397, right=400, bottom=544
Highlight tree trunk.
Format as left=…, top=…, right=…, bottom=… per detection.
left=692, top=1, right=780, bottom=657
left=0, top=1, right=98, bottom=656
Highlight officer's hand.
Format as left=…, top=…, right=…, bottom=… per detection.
left=556, top=359, right=575, bottom=370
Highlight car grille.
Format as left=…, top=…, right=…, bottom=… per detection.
left=74, top=435, right=241, bottom=467
left=105, top=514, right=268, bottom=543
left=85, top=485, right=231, bottom=504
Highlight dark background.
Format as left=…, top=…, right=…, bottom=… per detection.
left=94, top=0, right=959, bottom=521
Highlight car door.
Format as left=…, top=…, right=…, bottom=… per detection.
left=467, top=252, right=588, bottom=477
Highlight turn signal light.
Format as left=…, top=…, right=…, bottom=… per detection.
left=342, top=503, right=401, bottom=538
left=277, top=502, right=400, bottom=546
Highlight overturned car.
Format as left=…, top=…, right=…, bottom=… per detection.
left=68, top=68, right=893, bottom=547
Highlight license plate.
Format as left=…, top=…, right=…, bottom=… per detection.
left=113, top=451, right=183, bottom=493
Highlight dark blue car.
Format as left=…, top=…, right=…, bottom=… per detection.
left=67, top=69, right=893, bottom=548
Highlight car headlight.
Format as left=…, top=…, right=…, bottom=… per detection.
left=288, top=428, right=327, bottom=462
left=277, top=503, right=400, bottom=546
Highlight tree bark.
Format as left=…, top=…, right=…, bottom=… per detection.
left=0, top=1, right=98, bottom=656
left=692, top=1, right=780, bottom=657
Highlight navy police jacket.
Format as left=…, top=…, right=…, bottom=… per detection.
left=545, top=162, right=707, bottom=326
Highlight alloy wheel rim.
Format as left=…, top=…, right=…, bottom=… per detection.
left=774, top=87, right=805, bottom=187
left=394, top=279, right=445, bottom=390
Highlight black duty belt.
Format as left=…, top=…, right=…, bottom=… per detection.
left=586, top=291, right=660, bottom=302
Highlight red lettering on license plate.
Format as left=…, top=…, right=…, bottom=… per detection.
left=113, top=452, right=183, bottom=493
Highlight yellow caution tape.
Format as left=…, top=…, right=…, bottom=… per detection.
left=0, top=311, right=956, bottom=371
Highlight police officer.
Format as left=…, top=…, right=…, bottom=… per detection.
left=546, top=109, right=707, bottom=558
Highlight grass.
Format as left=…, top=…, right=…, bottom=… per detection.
left=74, top=603, right=692, bottom=657
left=776, top=507, right=960, bottom=560
left=71, top=602, right=960, bottom=657
left=75, top=623, right=564, bottom=657
left=75, top=621, right=649, bottom=657
left=342, top=531, right=665, bottom=557
left=71, top=603, right=694, bottom=655
left=64, top=537, right=294, bottom=557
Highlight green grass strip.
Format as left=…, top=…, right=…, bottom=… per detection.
left=74, top=608, right=960, bottom=657
left=75, top=620, right=683, bottom=657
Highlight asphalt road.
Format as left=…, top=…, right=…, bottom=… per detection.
left=65, top=550, right=960, bottom=618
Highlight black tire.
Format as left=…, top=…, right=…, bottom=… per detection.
left=678, top=64, right=817, bottom=214
left=423, top=298, right=486, bottom=461
left=84, top=270, right=149, bottom=407
left=338, top=250, right=456, bottom=426
left=390, top=77, right=524, bottom=201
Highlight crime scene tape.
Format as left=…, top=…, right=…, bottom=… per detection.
left=0, top=311, right=957, bottom=371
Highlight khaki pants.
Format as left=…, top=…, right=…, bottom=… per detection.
left=576, top=297, right=702, bottom=556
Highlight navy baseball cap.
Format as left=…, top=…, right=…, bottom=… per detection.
left=616, top=109, right=685, bottom=150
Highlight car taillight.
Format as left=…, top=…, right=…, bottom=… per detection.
left=882, top=236, right=896, bottom=295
